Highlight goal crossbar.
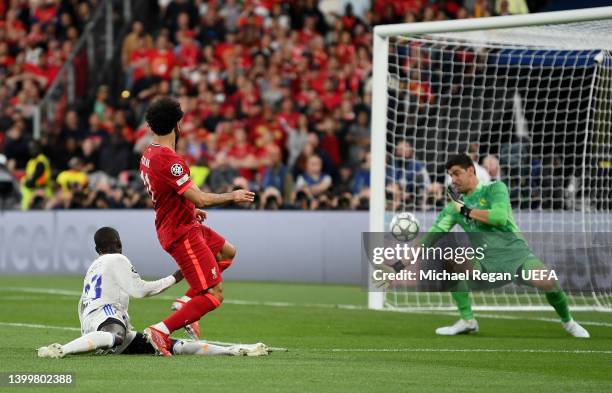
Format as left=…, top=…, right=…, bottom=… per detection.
left=373, top=6, right=612, bottom=37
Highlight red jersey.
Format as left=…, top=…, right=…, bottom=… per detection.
left=140, top=143, right=197, bottom=250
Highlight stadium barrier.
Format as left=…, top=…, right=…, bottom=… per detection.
left=1, top=211, right=610, bottom=284
left=0, top=211, right=367, bottom=284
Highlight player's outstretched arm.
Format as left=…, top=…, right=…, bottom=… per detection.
left=111, top=256, right=179, bottom=298
left=182, top=182, right=255, bottom=208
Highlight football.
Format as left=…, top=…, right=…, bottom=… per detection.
left=389, top=212, right=420, bottom=242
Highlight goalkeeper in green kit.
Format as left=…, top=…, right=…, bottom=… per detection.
left=420, top=154, right=589, bottom=338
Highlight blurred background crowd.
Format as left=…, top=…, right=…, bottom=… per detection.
left=0, top=0, right=563, bottom=210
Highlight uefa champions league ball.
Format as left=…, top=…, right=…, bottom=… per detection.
left=389, top=212, right=420, bottom=242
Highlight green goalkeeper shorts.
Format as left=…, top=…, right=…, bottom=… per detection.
left=464, top=254, right=548, bottom=291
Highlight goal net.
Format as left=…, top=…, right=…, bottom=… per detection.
left=369, top=8, right=612, bottom=311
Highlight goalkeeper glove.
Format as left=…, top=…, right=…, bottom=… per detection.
left=447, top=185, right=472, bottom=219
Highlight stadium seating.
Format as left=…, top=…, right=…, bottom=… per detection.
left=0, top=0, right=545, bottom=210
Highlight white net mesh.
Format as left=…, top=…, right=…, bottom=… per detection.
left=379, top=21, right=612, bottom=311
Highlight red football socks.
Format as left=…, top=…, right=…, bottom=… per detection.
left=217, top=259, right=233, bottom=272
left=163, top=293, right=221, bottom=332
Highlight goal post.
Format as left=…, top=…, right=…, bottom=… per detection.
left=369, top=7, right=612, bottom=311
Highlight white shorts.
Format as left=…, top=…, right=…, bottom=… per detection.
left=80, top=304, right=136, bottom=355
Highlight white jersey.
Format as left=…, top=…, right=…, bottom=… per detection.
left=78, top=253, right=175, bottom=332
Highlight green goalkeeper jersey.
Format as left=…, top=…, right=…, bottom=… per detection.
left=421, top=181, right=533, bottom=263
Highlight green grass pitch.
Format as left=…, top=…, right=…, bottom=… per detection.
left=0, top=276, right=611, bottom=392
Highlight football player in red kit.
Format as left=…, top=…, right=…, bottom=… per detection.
left=139, top=97, right=255, bottom=356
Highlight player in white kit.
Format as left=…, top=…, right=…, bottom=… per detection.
left=37, top=227, right=268, bottom=358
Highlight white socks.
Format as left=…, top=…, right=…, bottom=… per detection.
left=62, top=331, right=114, bottom=355
left=172, top=341, right=233, bottom=356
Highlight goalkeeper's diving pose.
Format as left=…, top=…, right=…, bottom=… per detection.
left=417, top=154, right=589, bottom=338
left=37, top=227, right=269, bottom=358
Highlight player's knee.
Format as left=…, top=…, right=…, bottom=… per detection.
left=214, top=291, right=224, bottom=304
left=208, top=285, right=224, bottom=305
left=220, top=242, right=236, bottom=260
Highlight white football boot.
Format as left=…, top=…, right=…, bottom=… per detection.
left=229, top=343, right=270, bottom=357
left=37, top=343, right=65, bottom=358
left=563, top=320, right=590, bottom=338
left=435, top=319, right=479, bottom=335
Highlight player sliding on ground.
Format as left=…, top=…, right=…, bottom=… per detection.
left=37, top=227, right=268, bottom=358
left=140, top=97, right=255, bottom=355
left=419, top=154, right=589, bottom=338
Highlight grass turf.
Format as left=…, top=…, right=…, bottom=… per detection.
left=0, top=276, right=611, bottom=393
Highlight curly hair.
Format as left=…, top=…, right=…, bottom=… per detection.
left=145, top=97, right=184, bottom=135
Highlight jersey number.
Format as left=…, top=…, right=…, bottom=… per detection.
left=140, top=171, right=156, bottom=203
left=84, top=274, right=102, bottom=300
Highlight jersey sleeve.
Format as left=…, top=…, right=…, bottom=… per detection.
left=110, top=255, right=176, bottom=298
left=486, top=181, right=511, bottom=227
left=157, top=155, right=193, bottom=195
left=420, top=204, right=457, bottom=247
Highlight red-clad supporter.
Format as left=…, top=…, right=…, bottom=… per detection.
left=129, top=36, right=154, bottom=82
left=249, top=105, right=286, bottom=151
left=175, top=31, right=200, bottom=70
left=227, top=127, right=256, bottom=180
left=320, top=78, right=342, bottom=112
left=149, top=35, right=176, bottom=80
left=336, top=30, right=356, bottom=65
left=317, top=117, right=341, bottom=169
left=277, top=98, right=299, bottom=129
left=32, top=1, right=58, bottom=25
left=298, top=16, right=318, bottom=45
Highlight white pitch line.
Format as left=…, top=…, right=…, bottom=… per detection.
left=3, top=287, right=612, bottom=328
left=328, top=348, right=612, bottom=354
left=429, top=311, right=612, bottom=328
left=0, top=321, right=80, bottom=331
left=2, top=287, right=81, bottom=296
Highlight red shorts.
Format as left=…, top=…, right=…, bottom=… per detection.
left=200, top=224, right=225, bottom=256
left=168, top=226, right=222, bottom=292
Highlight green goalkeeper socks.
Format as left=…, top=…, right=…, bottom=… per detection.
left=452, top=292, right=474, bottom=320
left=545, top=290, right=572, bottom=323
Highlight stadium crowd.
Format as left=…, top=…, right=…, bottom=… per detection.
left=0, top=0, right=546, bottom=210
